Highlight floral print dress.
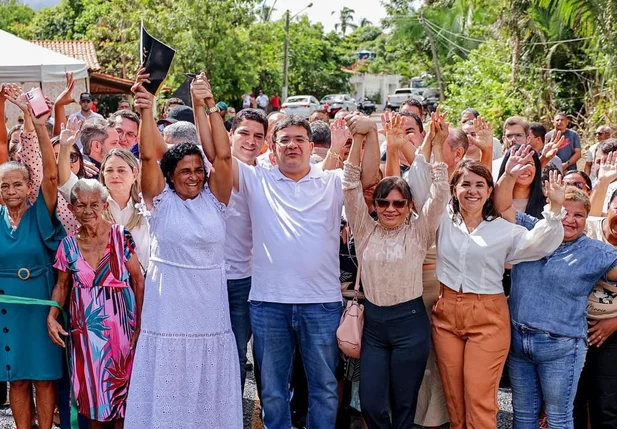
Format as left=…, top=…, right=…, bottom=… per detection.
left=54, top=224, right=137, bottom=422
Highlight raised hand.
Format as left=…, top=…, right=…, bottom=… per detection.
left=384, top=114, right=407, bottom=149
left=505, top=145, right=535, bottom=178
left=29, top=97, right=53, bottom=125
left=544, top=169, right=565, bottom=208
left=55, top=72, right=76, bottom=106
left=59, top=117, right=82, bottom=147
left=190, top=72, right=214, bottom=108
left=542, top=136, right=559, bottom=160
left=4, top=84, right=29, bottom=113
left=470, top=116, right=493, bottom=150
left=330, top=118, right=352, bottom=153
left=431, top=107, right=449, bottom=146
left=346, top=114, right=376, bottom=136
left=132, top=71, right=154, bottom=115
left=598, top=151, right=617, bottom=183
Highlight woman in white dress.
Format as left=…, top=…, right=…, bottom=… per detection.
left=124, top=72, right=242, bottom=428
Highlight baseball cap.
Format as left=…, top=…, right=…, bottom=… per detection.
left=157, top=105, right=194, bottom=125
left=80, top=92, right=92, bottom=102
left=216, top=101, right=228, bottom=111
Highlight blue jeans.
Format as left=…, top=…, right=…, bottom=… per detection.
left=509, top=321, right=587, bottom=429
left=227, top=277, right=252, bottom=391
left=250, top=301, right=342, bottom=429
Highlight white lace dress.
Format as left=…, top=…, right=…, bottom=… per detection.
left=124, top=185, right=242, bottom=428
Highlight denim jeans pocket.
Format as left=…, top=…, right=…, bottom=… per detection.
left=545, top=332, right=574, bottom=342
left=249, top=300, right=264, bottom=307
left=321, top=302, right=343, bottom=312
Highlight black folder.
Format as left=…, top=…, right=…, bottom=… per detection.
left=140, top=23, right=176, bottom=95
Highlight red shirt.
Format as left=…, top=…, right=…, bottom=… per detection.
left=271, top=95, right=280, bottom=109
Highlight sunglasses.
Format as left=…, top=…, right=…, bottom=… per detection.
left=564, top=181, right=588, bottom=190
left=375, top=199, right=407, bottom=209
left=595, top=132, right=609, bottom=136
left=70, top=153, right=80, bottom=163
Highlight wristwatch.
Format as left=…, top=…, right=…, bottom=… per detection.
left=206, top=105, right=220, bottom=115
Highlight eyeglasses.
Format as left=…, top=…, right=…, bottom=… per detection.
left=595, top=132, right=609, bottom=136
left=504, top=133, right=526, bottom=140
left=564, top=181, right=589, bottom=190
left=116, top=129, right=138, bottom=140
left=274, top=136, right=309, bottom=146
left=375, top=199, right=407, bottom=209
left=70, top=153, right=80, bottom=163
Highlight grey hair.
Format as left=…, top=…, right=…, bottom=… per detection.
left=310, top=120, right=331, bottom=147
left=81, top=118, right=110, bottom=156
left=0, top=161, right=30, bottom=183
left=164, top=121, right=198, bottom=145
left=70, top=178, right=110, bottom=205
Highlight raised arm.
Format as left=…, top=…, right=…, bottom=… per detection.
left=53, top=73, right=76, bottom=137
left=590, top=151, right=617, bottom=216
left=199, top=74, right=232, bottom=205
left=321, top=118, right=351, bottom=171
left=135, top=68, right=169, bottom=161
left=346, top=114, right=379, bottom=190
left=132, top=74, right=165, bottom=209
left=57, top=117, right=81, bottom=187
left=191, top=75, right=215, bottom=163
left=0, top=85, right=7, bottom=164
left=30, top=99, right=59, bottom=218
left=494, top=145, right=535, bottom=223
left=384, top=113, right=410, bottom=177
left=469, top=116, right=494, bottom=172
left=539, top=134, right=560, bottom=169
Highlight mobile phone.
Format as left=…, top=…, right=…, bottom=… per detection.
left=26, top=87, right=51, bottom=118
left=184, top=73, right=197, bottom=79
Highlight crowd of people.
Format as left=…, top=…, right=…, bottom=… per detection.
left=1, top=67, right=617, bottom=429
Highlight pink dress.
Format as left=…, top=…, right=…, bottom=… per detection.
left=54, top=224, right=137, bottom=422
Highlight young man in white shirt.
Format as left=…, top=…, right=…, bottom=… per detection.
left=69, top=92, right=103, bottom=122
left=256, top=90, right=269, bottom=110
left=232, top=115, right=343, bottom=428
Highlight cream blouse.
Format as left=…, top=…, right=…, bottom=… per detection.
left=342, top=161, right=449, bottom=306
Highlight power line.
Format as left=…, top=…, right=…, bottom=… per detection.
left=388, top=14, right=593, bottom=46
left=423, top=18, right=599, bottom=73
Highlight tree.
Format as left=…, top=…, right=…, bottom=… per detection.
left=0, top=0, right=35, bottom=38
left=334, top=7, right=357, bottom=35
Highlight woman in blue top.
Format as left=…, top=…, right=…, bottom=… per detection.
left=495, top=145, right=617, bottom=429
left=0, top=93, right=64, bottom=429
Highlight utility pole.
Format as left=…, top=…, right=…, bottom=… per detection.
left=282, top=10, right=290, bottom=101
left=420, top=13, right=445, bottom=101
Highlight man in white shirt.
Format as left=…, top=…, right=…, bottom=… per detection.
left=224, top=108, right=268, bottom=391
left=256, top=90, right=269, bottom=110
left=69, top=92, right=103, bottom=123
left=232, top=115, right=342, bottom=428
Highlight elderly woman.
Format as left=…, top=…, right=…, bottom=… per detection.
left=434, top=158, right=565, bottom=429
left=124, top=72, right=241, bottom=427
left=47, top=179, right=144, bottom=428
left=0, top=97, right=63, bottom=429
left=58, top=126, right=150, bottom=270
left=343, top=113, right=449, bottom=428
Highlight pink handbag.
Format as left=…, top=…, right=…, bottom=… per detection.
left=337, top=264, right=364, bottom=359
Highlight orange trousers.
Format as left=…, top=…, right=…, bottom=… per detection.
left=431, top=285, right=510, bottom=429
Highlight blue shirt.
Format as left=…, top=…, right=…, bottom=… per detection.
left=511, top=211, right=617, bottom=338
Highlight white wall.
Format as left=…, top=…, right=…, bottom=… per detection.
left=350, top=73, right=401, bottom=107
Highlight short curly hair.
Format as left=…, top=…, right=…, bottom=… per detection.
left=160, top=143, right=206, bottom=190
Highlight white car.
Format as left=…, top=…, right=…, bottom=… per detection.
left=281, top=96, right=321, bottom=118
left=320, top=94, right=358, bottom=118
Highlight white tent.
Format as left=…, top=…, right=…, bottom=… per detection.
left=0, top=29, right=88, bottom=82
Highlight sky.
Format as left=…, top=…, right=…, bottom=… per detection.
left=21, top=0, right=388, bottom=33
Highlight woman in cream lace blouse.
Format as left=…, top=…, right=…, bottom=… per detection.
left=342, top=113, right=450, bottom=428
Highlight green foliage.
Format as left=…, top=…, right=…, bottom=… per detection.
left=0, top=0, right=35, bottom=38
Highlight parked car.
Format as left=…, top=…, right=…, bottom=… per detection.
left=320, top=94, right=358, bottom=118
left=422, top=88, right=440, bottom=113
left=385, top=88, right=424, bottom=111
left=358, top=97, right=376, bottom=115
left=280, top=95, right=321, bottom=118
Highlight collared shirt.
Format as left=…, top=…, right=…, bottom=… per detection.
left=224, top=188, right=252, bottom=280
left=436, top=207, right=564, bottom=294
left=238, top=162, right=343, bottom=303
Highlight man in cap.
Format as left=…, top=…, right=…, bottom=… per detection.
left=156, top=105, right=195, bottom=128
left=69, top=92, right=103, bottom=122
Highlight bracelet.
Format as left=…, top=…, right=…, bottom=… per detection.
left=327, top=150, right=340, bottom=159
